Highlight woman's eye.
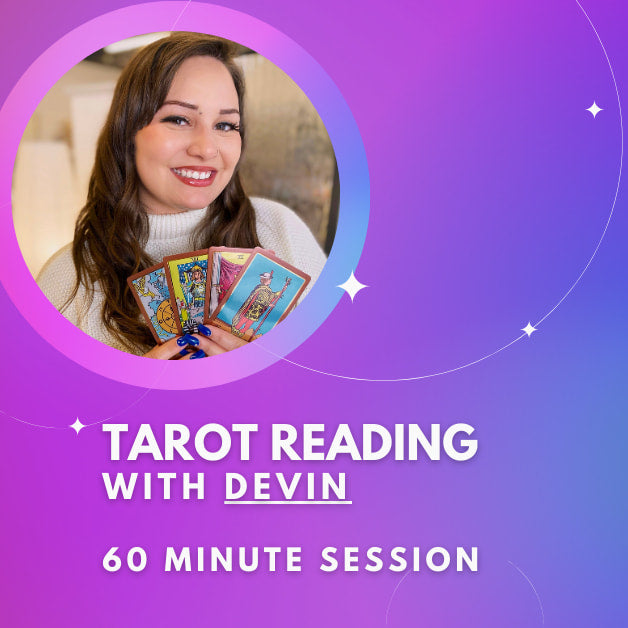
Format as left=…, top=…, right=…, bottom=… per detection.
left=215, top=121, right=240, bottom=132
left=161, top=115, right=190, bottom=126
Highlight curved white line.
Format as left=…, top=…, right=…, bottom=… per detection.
left=171, top=0, right=192, bottom=30
left=1, top=1, right=622, bottom=414
left=508, top=560, right=545, bottom=625
left=0, top=362, right=169, bottom=430
left=385, top=569, right=412, bottom=625
left=536, top=0, right=623, bottom=326
left=259, top=0, right=623, bottom=383
left=257, top=334, right=526, bottom=382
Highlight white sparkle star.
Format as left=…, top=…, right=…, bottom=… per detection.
left=337, top=271, right=368, bottom=302
left=586, top=101, right=603, bottom=118
left=70, top=418, right=86, bottom=434
left=522, top=322, right=537, bottom=338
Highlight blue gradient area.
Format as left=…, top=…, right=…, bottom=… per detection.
left=1, top=1, right=627, bottom=627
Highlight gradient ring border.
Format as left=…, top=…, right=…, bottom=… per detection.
left=0, top=2, right=369, bottom=390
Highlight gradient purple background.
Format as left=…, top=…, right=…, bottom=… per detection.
left=1, top=1, right=627, bottom=626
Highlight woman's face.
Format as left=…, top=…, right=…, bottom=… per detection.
left=134, top=56, right=242, bottom=215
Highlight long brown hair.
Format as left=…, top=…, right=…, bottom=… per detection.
left=69, top=32, right=260, bottom=351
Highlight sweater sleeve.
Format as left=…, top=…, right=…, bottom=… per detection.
left=36, top=244, right=81, bottom=324
left=36, top=245, right=114, bottom=350
left=252, top=197, right=327, bottom=289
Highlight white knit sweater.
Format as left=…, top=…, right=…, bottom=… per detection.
left=37, top=198, right=326, bottom=354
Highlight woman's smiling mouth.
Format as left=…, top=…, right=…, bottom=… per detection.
left=172, top=167, right=216, bottom=186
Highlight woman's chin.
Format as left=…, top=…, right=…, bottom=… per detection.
left=177, top=195, right=217, bottom=213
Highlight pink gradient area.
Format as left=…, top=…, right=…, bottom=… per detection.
left=0, top=2, right=365, bottom=389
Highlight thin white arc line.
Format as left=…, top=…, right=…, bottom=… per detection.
left=0, top=360, right=169, bottom=430
left=4, top=10, right=176, bottom=431
left=0, top=0, right=618, bottom=405
left=0, top=410, right=64, bottom=430
left=386, top=562, right=545, bottom=625
left=536, top=0, right=624, bottom=327
left=257, top=0, right=622, bottom=383
left=171, top=0, right=192, bottom=30
left=224, top=500, right=352, bottom=505
left=256, top=333, right=526, bottom=382
left=385, top=569, right=412, bottom=625
left=508, top=560, right=545, bottom=625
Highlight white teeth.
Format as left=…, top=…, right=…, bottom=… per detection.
left=173, top=168, right=212, bottom=180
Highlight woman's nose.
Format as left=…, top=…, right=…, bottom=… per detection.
left=187, top=126, right=219, bottom=160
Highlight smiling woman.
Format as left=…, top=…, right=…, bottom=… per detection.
left=32, top=33, right=328, bottom=358
left=134, top=56, right=243, bottom=216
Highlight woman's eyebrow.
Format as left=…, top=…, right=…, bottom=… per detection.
left=162, top=100, right=198, bottom=110
left=161, top=101, right=239, bottom=115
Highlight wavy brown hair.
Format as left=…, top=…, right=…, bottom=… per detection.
left=69, top=32, right=260, bottom=352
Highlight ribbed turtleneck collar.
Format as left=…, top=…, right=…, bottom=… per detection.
left=146, top=207, right=207, bottom=242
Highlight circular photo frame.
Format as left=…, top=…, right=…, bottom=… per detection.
left=0, top=2, right=369, bottom=389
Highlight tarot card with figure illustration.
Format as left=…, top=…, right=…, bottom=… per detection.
left=163, top=250, right=209, bottom=335
left=208, top=251, right=310, bottom=341
left=127, top=264, right=178, bottom=344
left=204, top=246, right=273, bottom=320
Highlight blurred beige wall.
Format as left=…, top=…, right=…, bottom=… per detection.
left=13, top=48, right=335, bottom=278
left=238, top=54, right=335, bottom=245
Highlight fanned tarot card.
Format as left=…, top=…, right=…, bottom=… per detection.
left=208, top=251, right=310, bottom=342
left=204, top=246, right=273, bottom=320
left=163, top=250, right=209, bottom=335
left=127, top=264, right=178, bottom=344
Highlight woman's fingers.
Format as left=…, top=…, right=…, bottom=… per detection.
left=197, top=324, right=248, bottom=352
left=186, top=331, right=228, bottom=357
left=143, top=336, right=190, bottom=359
left=144, top=325, right=249, bottom=360
left=179, top=348, right=209, bottom=360
left=181, top=324, right=248, bottom=358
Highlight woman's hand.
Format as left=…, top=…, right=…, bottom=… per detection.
left=178, top=324, right=248, bottom=359
left=143, top=335, right=192, bottom=359
left=142, top=324, right=247, bottom=359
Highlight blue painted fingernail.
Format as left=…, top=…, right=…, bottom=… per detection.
left=177, top=334, right=199, bottom=347
left=186, top=334, right=200, bottom=346
left=190, top=349, right=206, bottom=360
left=198, top=324, right=212, bottom=337
left=178, top=348, right=190, bottom=357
